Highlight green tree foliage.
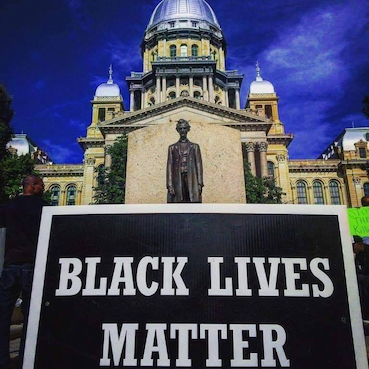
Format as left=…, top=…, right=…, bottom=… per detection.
left=363, top=95, right=369, bottom=119
left=244, top=160, right=284, bottom=204
left=0, top=84, right=37, bottom=204
left=0, top=154, right=36, bottom=203
left=0, top=84, right=14, bottom=159
left=93, top=134, right=128, bottom=204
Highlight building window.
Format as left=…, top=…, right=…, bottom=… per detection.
left=180, top=44, right=188, bottom=57
left=265, top=105, right=273, bottom=119
left=66, top=185, right=77, bottom=206
left=359, top=147, right=367, bottom=158
left=296, top=182, right=308, bottom=204
left=98, top=108, right=105, bottom=122
left=169, top=21, right=175, bottom=28
left=313, top=181, right=325, bottom=204
left=267, top=161, right=275, bottom=179
left=50, top=185, right=60, bottom=206
left=170, top=45, right=177, bottom=57
left=329, top=181, right=341, bottom=205
left=192, top=21, right=198, bottom=27
left=169, top=91, right=176, bottom=99
left=194, top=91, right=201, bottom=99
left=364, top=183, right=369, bottom=197
left=191, top=44, right=198, bottom=57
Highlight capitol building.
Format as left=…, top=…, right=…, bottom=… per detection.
left=26, top=0, right=369, bottom=207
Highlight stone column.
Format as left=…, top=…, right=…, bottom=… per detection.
left=130, top=90, right=134, bottom=112
left=60, top=188, right=66, bottom=206
left=189, top=75, right=194, bottom=97
left=176, top=75, right=180, bottom=97
left=208, top=74, right=214, bottom=103
left=225, top=89, right=229, bottom=107
left=77, top=188, right=82, bottom=205
left=235, top=89, right=240, bottom=110
left=82, top=157, right=96, bottom=205
left=156, top=76, right=161, bottom=104
left=162, top=76, right=167, bottom=102
left=202, top=75, right=208, bottom=100
left=258, top=142, right=268, bottom=177
left=245, top=142, right=256, bottom=176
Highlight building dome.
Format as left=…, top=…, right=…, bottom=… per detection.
left=147, top=0, right=220, bottom=31
left=95, top=66, right=121, bottom=97
left=250, top=62, right=275, bottom=94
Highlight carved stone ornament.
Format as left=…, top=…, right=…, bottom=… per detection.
left=258, top=142, right=268, bottom=152
left=85, top=158, right=96, bottom=166
left=353, top=177, right=361, bottom=185
left=245, top=142, right=256, bottom=152
left=277, top=154, right=286, bottom=162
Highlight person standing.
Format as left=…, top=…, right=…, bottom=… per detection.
left=0, top=175, right=47, bottom=369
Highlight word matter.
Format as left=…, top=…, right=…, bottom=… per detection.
left=99, top=323, right=290, bottom=367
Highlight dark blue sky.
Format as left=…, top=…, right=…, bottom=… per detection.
left=1, top=0, right=368, bottom=163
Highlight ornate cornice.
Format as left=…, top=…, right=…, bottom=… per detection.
left=77, top=137, right=105, bottom=150
left=288, top=160, right=339, bottom=173
left=267, top=134, right=294, bottom=147
left=99, top=97, right=272, bottom=134
left=36, top=164, right=84, bottom=177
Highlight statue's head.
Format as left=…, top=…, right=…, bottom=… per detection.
left=176, top=119, right=191, bottom=139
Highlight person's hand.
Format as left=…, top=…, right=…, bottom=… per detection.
left=169, top=187, right=175, bottom=196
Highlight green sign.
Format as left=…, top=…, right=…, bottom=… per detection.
left=347, top=207, right=369, bottom=237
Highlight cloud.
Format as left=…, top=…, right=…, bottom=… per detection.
left=41, top=140, right=76, bottom=163
left=252, top=1, right=369, bottom=158
left=103, top=38, right=142, bottom=73
left=69, top=119, right=86, bottom=131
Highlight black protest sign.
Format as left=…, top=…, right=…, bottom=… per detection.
left=24, top=205, right=367, bottom=369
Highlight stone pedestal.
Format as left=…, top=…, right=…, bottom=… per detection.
left=125, top=122, right=246, bottom=204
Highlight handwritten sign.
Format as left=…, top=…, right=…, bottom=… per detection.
left=347, top=207, right=369, bottom=237
left=24, top=205, right=367, bottom=369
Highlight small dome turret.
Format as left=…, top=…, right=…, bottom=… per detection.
left=95, top=65, right=121, bottom=97
left=250, top=62, right=275, bottom=94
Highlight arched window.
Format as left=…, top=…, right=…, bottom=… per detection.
left=267, top=161, right=275, bottom=179
left=170, top=45, right=177, bottom=58
left=66, top=185, right=77, bottom=206
left=329, top=181, right=341, bottom=205
left=194, top=91, right=201, bottom=99
left=296, top=182, right=308, bottom=204
left=169, top=91, right=176, bottom=99
left=364, top=183, right=369, bottom=197
left=191, top=44, right=198, bottom=57
left=313, top=181, right=324, bottom=204
left=149, top=96, right=155, bottom=106
left=49, top=185, right=60, bottom=206
left=180, top=44, right=188, bottom=57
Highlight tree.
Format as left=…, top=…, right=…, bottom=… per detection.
left=363, top=95, right=369, bottom=119
left=0, top=154, right=36, bottom=203
left=244, top=160, right=284, bottom=204
left=93, top=134, right=128, bottom=204
left=0, top=84, right=38, bottom=204
left=0, top=84, right=14, bottom=159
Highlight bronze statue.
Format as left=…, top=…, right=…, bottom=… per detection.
left=167, top=119, right=204, bottom=203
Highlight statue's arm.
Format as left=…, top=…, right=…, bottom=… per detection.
left=167, top=146, right=175, bottom=194
left=195, top=145, right=204, bottom=187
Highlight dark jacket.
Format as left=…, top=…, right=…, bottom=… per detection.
left=167, top=141, right=203, bottom=203
left=0, top=196, right=47, bottom=266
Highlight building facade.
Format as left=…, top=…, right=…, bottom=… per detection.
left=34, top=0, right=369, bottom=207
